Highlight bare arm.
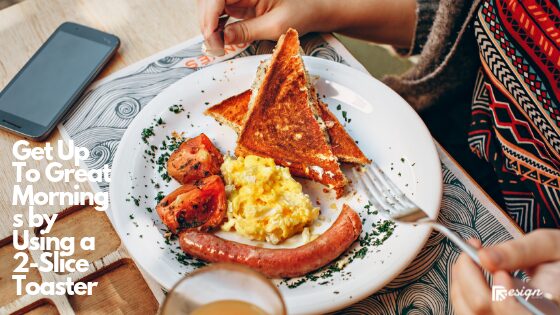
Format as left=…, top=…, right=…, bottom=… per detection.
left=323, top=0, right=417, bottom=48
left=198, top=0, right=417, bottom=50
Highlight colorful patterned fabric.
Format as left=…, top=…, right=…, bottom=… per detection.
left=470, top=0, right=560, bottom=231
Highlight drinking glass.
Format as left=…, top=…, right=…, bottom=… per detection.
left=160, top=263, right=286, bottom=315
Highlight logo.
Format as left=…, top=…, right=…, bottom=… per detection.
left=492, top=285, right=508, bottom=302
left=492, top=285, right=544, bottom=302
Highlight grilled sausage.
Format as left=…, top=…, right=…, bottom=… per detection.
left=179, top=204, right=362, bottom=278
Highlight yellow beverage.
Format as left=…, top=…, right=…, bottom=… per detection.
left=191, top=300, right=268, bottom=315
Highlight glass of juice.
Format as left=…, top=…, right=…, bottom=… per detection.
left=160, top=263, right=286, bottom=315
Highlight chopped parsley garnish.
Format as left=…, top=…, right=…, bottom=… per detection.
left=175, top=252, right=207, bottom=268
left=141, top=127, right=155, bottom=144
left=130, top=196, right=140, bottom=206
left=154, top=135, right=185, bottom=182
left=140, top=117, right=165, bottom=144
left=168, top=104, right=184, bottom=113
left=341, top=111, right=350, bottom=123
left=364, top=201, right=378, bottom=216
left=155, top=191, right=165, bottom=203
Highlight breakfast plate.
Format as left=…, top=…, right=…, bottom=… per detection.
left=109, top=55, right=442, bottom=314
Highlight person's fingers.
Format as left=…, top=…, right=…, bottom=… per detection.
left=197, top=0, right=206, bottom=30
left=452, top=253, right=493, bottom=314
left=528, top=260, right=560, bottom=297
left=524, top=266, right=536, bottom=277
left=450, top=277, right=471, bottom=315
left=490, top=271, right=531, bottom=315
left=224, top=9, right=287, bottom=44
left=479, top=229, right=560, bottom=272
left=200, top=0, right=226, bottom=38
left=224, top=6, right=255, bottom=20
left=226, top=0, right=259, bottom=8
left=467, top=238, right=482, bottom=248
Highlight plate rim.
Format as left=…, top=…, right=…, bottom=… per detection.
left=109, top=55, right=442, bottom=314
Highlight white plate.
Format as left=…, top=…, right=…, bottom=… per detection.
left=110, top=55, right=442, bottom=314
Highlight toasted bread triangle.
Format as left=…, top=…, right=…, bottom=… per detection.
left=235, top=28, right=348, bottom=195
left=315, top=100, right=370, bottom=164
left=206, top=89, right=370, bottom=165
left=205, top=89, right=252, bottom=134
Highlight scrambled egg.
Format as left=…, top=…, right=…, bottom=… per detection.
left=221, top=155, right=319, bottom=244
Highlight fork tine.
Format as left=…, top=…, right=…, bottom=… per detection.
left=352, top=167, right=387, bottom=212
left=356, top=163, right=430, bottom=223
left=367, top=164, right=402, bottom=197
left=363, top=167, right=408, bottom=212
left=354, top=166, right=409, bottom=213
left=366, top=164, right=417, bottom=209
left=358, top=168, right=388, bottom=206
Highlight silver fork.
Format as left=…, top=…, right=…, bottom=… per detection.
left=352, top=163, right=559, bottom=315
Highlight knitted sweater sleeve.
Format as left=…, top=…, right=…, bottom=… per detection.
left=385, top=0, right=482, bottom=110
left=399, top=0, right=441, bottom=56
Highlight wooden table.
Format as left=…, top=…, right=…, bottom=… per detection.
left=0, top=1, right=199, bottom=313
left=1, top=0, right=200, bottom=228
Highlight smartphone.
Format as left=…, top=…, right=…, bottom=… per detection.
left=0, top=22, right=120, bottom=141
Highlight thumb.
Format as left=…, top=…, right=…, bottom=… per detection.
left=224, top=12, right=286, bottom=44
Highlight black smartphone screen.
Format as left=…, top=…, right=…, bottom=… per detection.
left=0, top=22, right=119, bottom=140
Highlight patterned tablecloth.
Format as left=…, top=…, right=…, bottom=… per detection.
left=59, top=33, right=523, bottom=314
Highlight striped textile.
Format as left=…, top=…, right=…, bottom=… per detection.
left=470, top=0, right=560, bottom=231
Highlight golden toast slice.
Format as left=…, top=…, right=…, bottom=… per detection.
left=205, top=89, right=252, bottom=134
left=206, top=89, right=370, bottom=165
left=235, top=28, right=348, bottom=195
left=315, top=100, right=370, bottom=165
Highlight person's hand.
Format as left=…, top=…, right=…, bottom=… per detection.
left=197, top=0, right=329, bottom=45
left=451, top=229, right=560, bottom=314
left=197, top=0, right=417, bottom=50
